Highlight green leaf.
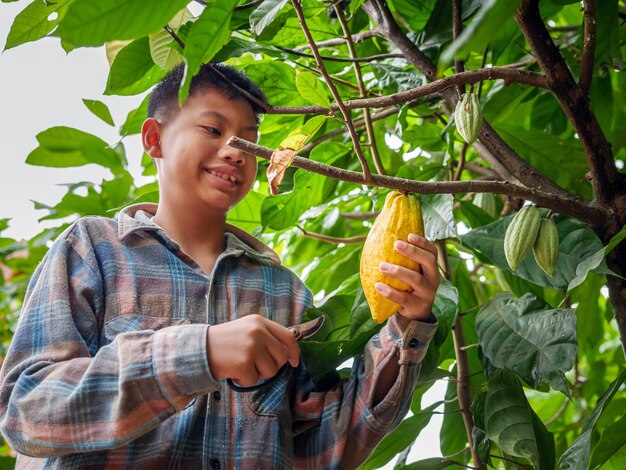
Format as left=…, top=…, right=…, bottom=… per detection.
left=295, top=70, right=330, bottom=109
left=82, top=99, right=115, bottom=126
left=244, top=61, right=306, bottom=106
left=226, top=190, right=264, bottom=233
left=476, top=293, right=577, bottom=396
left=279, top=115, right=326, bottom=151
left=485, top=370, right=556, bottom=470
left=590, top=414, right=626, bottom=469
left=421, top=194, right=457, bottom=240
left=440, top=0, right=523, bottom=66
left=249, top=0, right=288, bottom=36
left=105, top=37, right=169, bottom=96
left=26, top=127, right=124, bottom=172
left=358, top=402, right=440, bottom=470
left=119, top=94, right=150, bottom=136
left=0, top=219, right=10, bottom=233
left=567, top=223, right=626, bottom=291
left=4, top=0, right=69, bottom=50
left=397, top=458, right=455, bottom=470
left=559, top=369, right=626, bottom=470
left=179, top=0, right=235, bottom=103
left=459, top=214, right=604, bottom=289
left=56, top=0, right=189, bottom=46
left=148, top=8, right=192, bottom=70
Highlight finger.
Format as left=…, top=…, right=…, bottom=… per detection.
left=264, top=338, right=290, bottom=370
left=407, top=233, right=438, bottom=257
left=253, top=352, right=281, bottom=380
left=236, top=365, right=261, bottom=387
left=374, top=282, right=418, bottom=307
left=379, top=262, right=432, bottom=295
left=394, top=239, right=439, bottom=285
left=265, top=321, right=300, bottom=368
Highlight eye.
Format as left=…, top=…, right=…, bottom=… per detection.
left=202, top=126, right=221, bottom=136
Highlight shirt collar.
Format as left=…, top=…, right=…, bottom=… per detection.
left=116, top=203, right=281, bottom=265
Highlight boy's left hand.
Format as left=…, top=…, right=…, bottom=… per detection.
left=374, top=233, right=441, bottom=322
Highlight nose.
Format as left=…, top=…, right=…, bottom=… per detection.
left=220, top=145, right=246, bottom=166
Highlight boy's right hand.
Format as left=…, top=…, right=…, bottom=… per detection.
left=206, top=315, right=300, bottom=387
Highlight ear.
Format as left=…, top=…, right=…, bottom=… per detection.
left=142, top=118, right=163, bottom=158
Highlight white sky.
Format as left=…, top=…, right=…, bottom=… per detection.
left=0, top=3, right=446, bottom=466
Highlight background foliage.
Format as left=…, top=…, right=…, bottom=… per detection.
left=2, top=0, right=626, bottom=468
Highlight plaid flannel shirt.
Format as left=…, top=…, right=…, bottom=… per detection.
left=0, top=204, right=437, bottom=469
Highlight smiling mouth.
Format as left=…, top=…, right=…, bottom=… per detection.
left=206, top=169, right=241, bottom=185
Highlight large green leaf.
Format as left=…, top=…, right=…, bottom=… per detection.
left=249, top=0, right=288, bottom=36
left=459, top=214, right=605, bottom=289
left=244, top=61, right=307, bottom=106
left=119, top=94, right=150, bottom=137
left=559, top=369, right=626, bottom=470
left=485, top=370, right=556, bottom=470
left=476, top=293, right=576, bottom=395
left=56, top=0, right=189, bottom=46
left=295, top=70, right=330, bottom=109
left=440, top=0, right=523, bottom=65
left=4, top=0, right=70, bottom=50
left=358, top=402, right=441, bottom=470
left=421, top=194, right=456, bottom=240
left=148, top=7, right=191, bottom=70
left=180, top=0, right=235, bottom=103
left=105, top=37, right=169, bottom=96
left=226, top=190, right=264, bottom=233
left=26, top=127, right=124, bottom=173
left=590, top=414, right=626, bottom=469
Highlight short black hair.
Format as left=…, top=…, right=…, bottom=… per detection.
left=147, top=62, right=267, bottom=124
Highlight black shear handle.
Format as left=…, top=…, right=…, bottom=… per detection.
left=226, top=363, right=290, bottom=393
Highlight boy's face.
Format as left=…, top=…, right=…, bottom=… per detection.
left=146, top=88, right=259, bottom=214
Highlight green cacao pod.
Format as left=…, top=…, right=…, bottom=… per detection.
left=504, top=205, right=541, bottom=271
left=454, top=92, right=483, bottom=144
left=533, top=218, right=559, bottom=277
left=473, top=192, right=497, bottom=218
left=360, top=192, right=425, bottom=324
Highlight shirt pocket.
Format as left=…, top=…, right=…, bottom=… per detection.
left=245, top=365, right=294, bottom=419
left=103, top=314, right=190, bottom=345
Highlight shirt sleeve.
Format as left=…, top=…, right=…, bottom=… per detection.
left=0, top=228, right=219, bottom=457
left=290, top=282, right=438, bottom=469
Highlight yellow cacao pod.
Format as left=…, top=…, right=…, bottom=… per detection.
left=454, top=92, right=483, bottom=144
left=360, top=192, right=425, bottom=323
left=504, top=205, right=541, bottom=271
left=533, top=218, right=559, bottom=277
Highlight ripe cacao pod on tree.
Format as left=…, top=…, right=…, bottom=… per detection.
left=454, top=91, right=483, bottom=144
left=533, top=218, right=559, bottom=277
left=504, top=205, right=541, bottom=271
left=360, top=192, right=425, bottom=323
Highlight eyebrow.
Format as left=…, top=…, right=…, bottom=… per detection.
left=199, top=110, right=258, bottom=132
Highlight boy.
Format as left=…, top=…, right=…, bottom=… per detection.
left=0, top=63, right=440, bottom=469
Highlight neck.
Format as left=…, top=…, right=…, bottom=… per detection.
left=152, top=201, right=227, bottom=259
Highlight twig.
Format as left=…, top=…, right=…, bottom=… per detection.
left=294, top=28, right=381, bottom=51
left=339, top=211, right=379, bottom=220
left=453, top=0, right=465, bottom=76
left=291, top=0, right=372, bottom=182
left=545, top=397, right=569, bottom=425
left=579, top=0, right=596, bottom=96
left=297, top=227, right=367, bottom=244
left=234, top=0, right=263, bottom=10
left=333, top=1, right=385, bottom=175
left=460, top=343, right=479, bottom=351
left=453, top=143, right=469, bottom=181
left=227, top=136, right=606, bottom=226
left=277, top=46, right=403, bottom=63
left=301, top=107, right=397, bottom=153
left=268, top=67, right=549, bottom=115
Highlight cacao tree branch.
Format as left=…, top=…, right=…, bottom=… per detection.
left=291, top=0, right=372, bottom=182
left=361, top=0, right=574, bottom=200
left=452, top=0, right=465, bottom=76
left=268, top=67, right=549, bottom=115
left=228, top=136, right=606, bottom=226
left=515, top=0, right=625, bottom=211
left=579, top=0, right=597, bottom=96
left=333, top=1, right=385, bottom=175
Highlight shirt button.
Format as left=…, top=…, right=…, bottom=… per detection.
left=210, top=459, right=220, bottom=470
left=408, top=338, right=422, bottom=348
left=213, top=391, right=221, bottom=401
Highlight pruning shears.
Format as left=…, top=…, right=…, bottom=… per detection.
left=227, top=316, right=325, bottom=393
